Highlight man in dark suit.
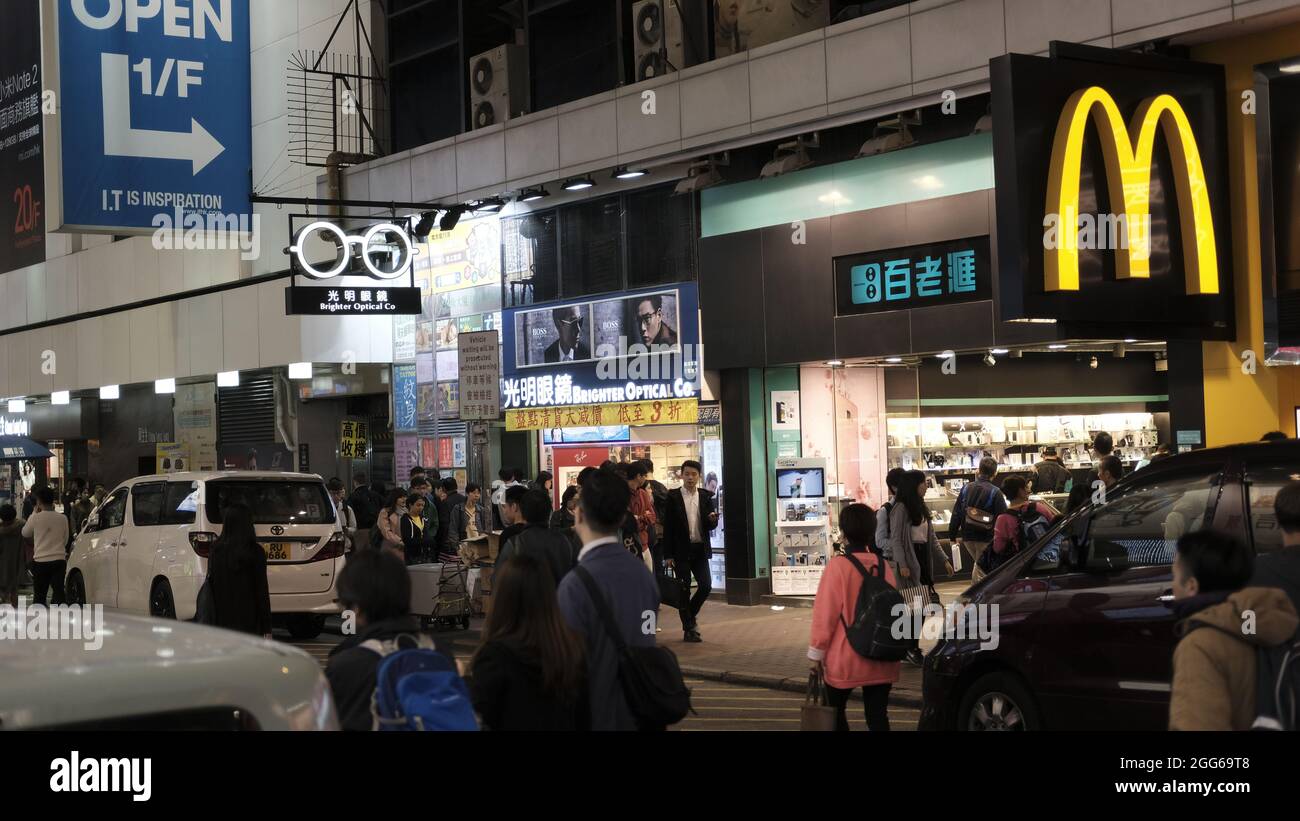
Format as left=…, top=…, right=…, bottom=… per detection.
left=543, top=305, right=590, bottom=363
left=663, top=459, right=718, bottom=643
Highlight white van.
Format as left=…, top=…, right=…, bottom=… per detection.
left=66, top=472, right=347, bottom=639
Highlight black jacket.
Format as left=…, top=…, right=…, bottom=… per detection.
left=206, top=538, right=272, bottom=636
left=469, top=639, right=589, bottom=731
left=499, top=524, right=579, bottom=584
left=348, top=486, right=382, bottom=528
left=662, top=486, right=716, bottom=561
left=400, top=514, right=438, bottom=562
left=325, top=616, right=450, bottom=731
left=1252, top=546, right=1300, bottom=616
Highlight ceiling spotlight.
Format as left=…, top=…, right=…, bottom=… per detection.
left=1089, top=356, right=1099, bottom=369
left=439, top=206, right=464, bottom=232
left=412, top=211, right=438, bottom=238
left=475, top=197, right=505, bottom=213
left=562, top=176, right=596, bottom=191
left=519, top=186, right=549, bottom=202
left=674, top=154, right=728, bottom=196
left=760, top=134, right=818, bottom=179
left=613, top=166, right=647, bottom=180
left=858, top=111, right=920, bottom=157
left=982, top=352, right=997, bottom=367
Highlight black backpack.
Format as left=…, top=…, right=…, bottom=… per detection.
left=978, top=503, right=1051, bottom=574
left=841, top=553, right=914, bottom=661
left=573, top=566, right=693, bottom=729
left=1253, top=628, right=1300, bottom=730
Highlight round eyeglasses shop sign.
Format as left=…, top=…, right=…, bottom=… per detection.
left=284, top=220, right=422, bottom=315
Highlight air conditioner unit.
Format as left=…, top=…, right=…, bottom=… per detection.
left=468, top=44, right=529, bottom=130
left=633, top=0, right=685, bottom=81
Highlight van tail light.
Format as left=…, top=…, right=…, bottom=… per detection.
left=189, top=531, right=219, bottom=558
left=312, top=532, right=347, bottom=562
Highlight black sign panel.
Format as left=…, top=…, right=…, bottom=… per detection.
left=0, top=0, right=46, bottom=273
left=991, top=42, right=1233, bottom=340
left=835, top=236, right=991, bottom=316
left=285, top=286, right=422, bottom=316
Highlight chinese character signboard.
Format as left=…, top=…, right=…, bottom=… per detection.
left=506, top=398, right=698, bottom=432
left=457, top=330, right=501, bottom=420
left=834, top=236, right=991, bottom=317
left=500, top=283, right=702, bottom=411
left=394, top=365, right=417, bottom=432
left=339, top=420, right=369, bottom=460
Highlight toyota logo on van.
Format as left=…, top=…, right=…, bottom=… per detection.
left=271, top=526, right=285, bottom=536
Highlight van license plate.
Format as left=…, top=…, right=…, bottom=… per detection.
left=264, top=542, right=292, bottom=560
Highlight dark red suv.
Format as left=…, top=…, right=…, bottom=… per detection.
left=919, top=441, right=1296, bottom=731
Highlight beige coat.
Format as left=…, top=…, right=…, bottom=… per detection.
left=1169, top=587, right=1298, bottom=731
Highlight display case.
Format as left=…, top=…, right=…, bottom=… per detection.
left=770, top=457, right=831, bottom=596
left=886, top=413, right=1160, bottom=483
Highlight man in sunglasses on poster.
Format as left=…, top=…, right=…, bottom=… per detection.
left=637, top=295, right=678, bottom=348
left=544, top=305, right=590, bottom=363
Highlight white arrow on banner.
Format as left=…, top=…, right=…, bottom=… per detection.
left=100, top=52, right=224, bottom=175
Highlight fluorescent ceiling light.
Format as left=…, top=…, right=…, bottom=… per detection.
left=885, top=357, right=903, bottom=364
left=52, top=391, right=70, bottom=406
left=990, top=348, right=1009, bottom=355
left=562, top=176, right=595, bottom=191
left=826, top=360, right=843, bottom=367
left=217, top=370, right=240, bottom=388
left=289, top=362, right=313, bottom=380
left=613, top=166, right=647, bottom=180
left=100, top=385, right=120, bottom=400
left=7, top=399, right=25, bottom=413
left=154, top=378, right=176, bottom=394
left=1048, top=344, right=1068, bottom=350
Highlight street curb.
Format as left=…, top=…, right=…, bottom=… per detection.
left=679, top=664, right=923, bottom=708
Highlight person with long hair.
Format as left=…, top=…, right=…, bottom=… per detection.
left=206, top=503, right=272, bottom=638
left=884, top=470, right=953, bottom=664
left=376, top=488, right=406, bottom=555
left=809, top=504, right=899, bottom=730
left=470, top=552, right=588, bottom=730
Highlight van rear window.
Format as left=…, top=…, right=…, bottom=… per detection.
left=205, top=481, right=336, bottom=525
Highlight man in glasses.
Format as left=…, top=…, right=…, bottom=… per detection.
left=636, top=295, right=678, bottom=348
left=544, top=305, right=590, bottom=363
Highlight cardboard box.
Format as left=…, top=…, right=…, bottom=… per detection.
left=461, top=534, right=499, bottom=562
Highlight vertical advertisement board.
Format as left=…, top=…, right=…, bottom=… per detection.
left=0, top=0, right=46, bottom=271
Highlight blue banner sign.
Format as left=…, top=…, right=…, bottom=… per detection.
left=57, top=0, right=252, bottom=232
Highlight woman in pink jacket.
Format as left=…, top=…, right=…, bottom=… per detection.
left=808, top=503, right=901, bottom=731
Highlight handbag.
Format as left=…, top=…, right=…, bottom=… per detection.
left=962, top=484, right=997, bottom=539
left=801, top=671, right=837, bottom=731
left=658, top=563, right=689, bottom=610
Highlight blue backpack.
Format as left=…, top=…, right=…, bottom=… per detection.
left=363, top=634, right=479, bottom=731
